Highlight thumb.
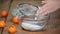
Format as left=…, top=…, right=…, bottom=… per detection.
left=36, top=7, right=41, bottom=16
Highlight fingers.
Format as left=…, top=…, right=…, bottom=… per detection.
left=41, top=0, right=48, bottom=5
left=37, top=1, right=60, bottom=16
left=36, top=4, right=48, bottom=16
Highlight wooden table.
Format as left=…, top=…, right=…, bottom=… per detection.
left=0, top=0, right=60, bottom=34
left=0, top=0, right=11, bottom=34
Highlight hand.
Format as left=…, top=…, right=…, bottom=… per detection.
left=37, top=0, right=60, bottom=16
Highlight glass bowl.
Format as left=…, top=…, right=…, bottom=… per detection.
left=12, top=3, right=49, bottom=31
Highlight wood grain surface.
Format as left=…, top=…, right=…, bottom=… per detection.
left=0, top=0, right=60, bottom=34
left=0, top=0, right=12, bottom=34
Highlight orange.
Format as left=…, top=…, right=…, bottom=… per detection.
left=12, top=16, right=19, bottom=24
left=8, top=25, right=16, bottom=34
left=1, top=10, right=8, bottom=17
left=0, top=21, right=6, bottom=28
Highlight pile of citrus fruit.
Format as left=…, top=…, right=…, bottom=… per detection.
left=0, top=10, right=22, bottom=34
